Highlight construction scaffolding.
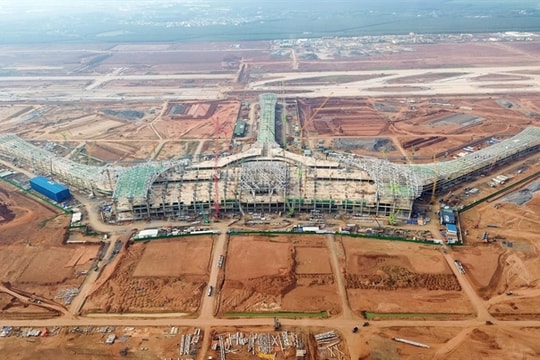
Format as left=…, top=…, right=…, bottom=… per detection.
left=1, top=120, right=539, bottom=221
left=411, top=126, right=540, bottom=193
left=0, top=133, right=113, bottom=194
left=329, top=153, right=421, bottom=217
left=255, top=93, right=280, bottom=150
left=239, top=160, right=289, bottom=197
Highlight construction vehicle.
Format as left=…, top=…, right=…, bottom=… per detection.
left=273, top=317, right=281, bottom=331
left=119, top=347, right=128, bottom=357
left=388, top=209, right=400, bottom=226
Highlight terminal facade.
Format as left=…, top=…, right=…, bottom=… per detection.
left=1, top=94, right=539, bottom=221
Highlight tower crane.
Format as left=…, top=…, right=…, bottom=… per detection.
left=213, top=116, right=222, bottom=220
left=431, top=153, right=439, bottom=204
left=212, top=116, right=231, bottom=220
left=299, top=94, right=332, bottom=151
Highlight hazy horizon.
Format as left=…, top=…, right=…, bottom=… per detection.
left=1, top=0, right=540, bottom=44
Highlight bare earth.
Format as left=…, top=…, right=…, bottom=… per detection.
left=0, top=38, right=540, bottom=359
left=219, top=234, right=341, bottom=315
left=84, top=236, right=214, bottom=314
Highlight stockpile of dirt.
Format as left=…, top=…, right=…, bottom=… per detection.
left=85, top=244, right=206, bottom=314
left=220, top=246, right=297, bottom=312
left=345, top=265, right=461, bottom=291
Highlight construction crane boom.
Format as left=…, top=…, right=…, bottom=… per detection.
left=300, top=95, right=332, bottom=150
left=431, top=154, right=439, bottom=204
left=213, top=116, right=221, bottom=219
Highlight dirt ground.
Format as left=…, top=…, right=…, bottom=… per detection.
left=0, top=326, right=201, bottom=360
left=84, top=236, right=214, bottom=314
left=155, top=140, right=199, bottom=160
left=340, top=237, right=473, bottom=316
left=2, top=324, right=539, bottom=360
left=296, top=93, right=540, bottom=160
left=455, top=170, right=540, bottom=320
left=352, top=325, right=540, bottom=359
left=3, top=40, right=539, bottom=169
left=156, top=100, right=240, bottom=140
left=219, top=234, right=341, bottom=315
left=0, top=181, right=98, bottom=315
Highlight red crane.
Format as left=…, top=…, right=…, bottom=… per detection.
left=213, top=116, right=221, bottom=220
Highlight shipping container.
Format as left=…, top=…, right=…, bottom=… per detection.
left=29, top=176, right=71, bottom=202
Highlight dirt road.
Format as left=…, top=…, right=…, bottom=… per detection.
left=2, top=158, right=539, bottom=359
left=326, top=234, right=354, bottom=319
left=442, top=249, right=495, bottom=322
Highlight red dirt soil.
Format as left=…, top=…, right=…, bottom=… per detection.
left=219, top=234, right=341, bottom=315
left=84, top=236, right=214, bottom=314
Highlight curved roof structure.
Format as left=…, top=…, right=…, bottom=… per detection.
left=112, top=159, right=191, bottom=202
left=1, top=95, right=539, bottom=213
left=255, top=93, right=279, bottom=149
left=411, top=126, right=540, bottom=185
left=0, top=133, right=115, bottom=193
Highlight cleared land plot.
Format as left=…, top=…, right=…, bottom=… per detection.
left=356, top=326, right=540, bottom=360
left=52, top=117, right=127, bottom=139
left=155, top=141, right=199, bottom=160
left=82, top=141, right=157, bottom=162
left=156, top=101, right=238, bottom=139
left=220, top=234, right=341, bottom=315
left=17, top=248, right=75, bottom=284
left=333, top=137, right=396, bottom=152
left=84, top=236, right=214, bottom=314
left=299, top=98, right=389, bottom=137
left=225, top=237, right=291, bottom=280
left=428, top=113, right=483, bottom=127
left=133, top=237, right=212, bottom=277
left=341, top=237, right=473, bottom=315
left=452, top=246, right=503, bottom=297
left=0, top=182, right=97, bottom=309
left=0, top=182, right=68, bottom=247
left=295, top=247, right=332, bottom=274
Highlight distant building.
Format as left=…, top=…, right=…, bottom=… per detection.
left=29, top=176, right=71, bottom=202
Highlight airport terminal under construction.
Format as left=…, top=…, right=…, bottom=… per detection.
left=0, top=93, right=539, bottom=222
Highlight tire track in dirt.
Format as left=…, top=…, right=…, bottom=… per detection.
left=432, top=327, right=476, bottom=360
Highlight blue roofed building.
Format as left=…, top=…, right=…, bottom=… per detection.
left=29, top=176, right=71, bottom=202
left=440, top=207, right=456, bottom=225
